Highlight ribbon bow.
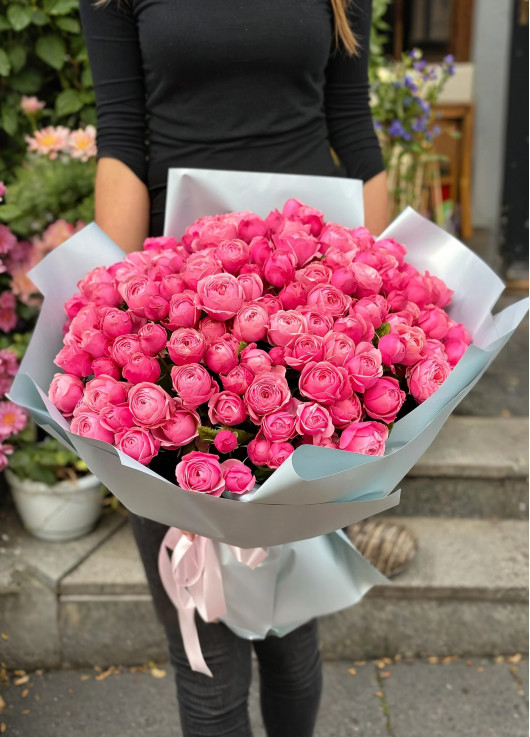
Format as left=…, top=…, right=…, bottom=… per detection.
left=158, top=527, right=267, bottom=677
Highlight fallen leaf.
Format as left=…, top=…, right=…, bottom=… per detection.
left=375, top=691, right=383, bottom=698
left=68, top=689, right=74, bottom=694
left=0, top=695, right=5, bottom=714
left=80, top=675, right=91, bottom=682
left=14, top=676, right=29, bottom=686
left=129, top=666, right=147, bottom=673
left=442, top=655, right=459, bottom=665
left=347, top=668, right=357, bottom=675
left=93, top=666, right=102, bottom=673
left=518, top=690, right=525, bottom=697
left=376, top=660, right=386, bottom=669
left=13, top=671, right=26, bottom=677
left=381, top=672, right=391, bottom=679
left=353, top=661, right=366, bottom=667
left=0, top=722, right=5, bottom=733
left=150, top=667, right=166, bottom=679
left=21, top=689, right=29, bottom=699
left=508, top=654, right=522, bottom=664
left=428, top=656, right=439, bottom=665
left=493, top=656, right=505, bottom=664
left=34, top=695, right=40, bottom=702
left=21, top=709, right=30, bottom=715
left=465, top=660, right=473, bottom=667
left=0, top=635, right=8, bottom=641
left=95, top=666, right=115, bottom=682
left=382, top=657, right=393, bottom=665
left=476, top=667, right=484, bottom=673
left=394, top=654, right=402, bottom=662
left=34, top=670, right=44, bottom=677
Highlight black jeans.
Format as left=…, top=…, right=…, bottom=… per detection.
left=129, top=512, right=323, bottom=737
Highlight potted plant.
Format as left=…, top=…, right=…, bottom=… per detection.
left=4, top=420, right=104, bottom=541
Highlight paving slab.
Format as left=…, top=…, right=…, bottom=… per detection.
left=0, top=662, right=388, bottom=737
left=382, top=659, right=528, bottom=737
left=0, top=505, right=126, bottom=591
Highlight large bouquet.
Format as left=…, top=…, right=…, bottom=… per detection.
left=48, top=196, right=471, bottom=500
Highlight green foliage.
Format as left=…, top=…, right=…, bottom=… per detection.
left=8, top=432, right=89, bottom=485
left=0, top=155, right=95, bottom=237
left=0, top=0, right=96, bottom=180
left=369, top=0, right=392, bottom=82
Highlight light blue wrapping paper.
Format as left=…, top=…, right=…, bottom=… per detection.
left=7, top=169, right=528, bottom=640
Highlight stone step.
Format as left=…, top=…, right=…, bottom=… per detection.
left=388, top=417, right=529, bottom=519
left=2, top=513, right=524, bottom=669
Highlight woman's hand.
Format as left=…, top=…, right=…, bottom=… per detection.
left=363, top=170, right=389, bottom=236
left=95, top=157, right=150, bottom=253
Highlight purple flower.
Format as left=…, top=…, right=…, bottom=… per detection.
left=413, top=60, right=427, bottom=72
left=412, top=117, right=428, bottom=133
left=418, top=99, right=431, bottom=116
left=404, top=75, right=418, bottom=92
left=388, top=119, right=406, bottom=138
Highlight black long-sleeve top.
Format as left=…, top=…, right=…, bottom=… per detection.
left=79, top=0, right=384, bottom=235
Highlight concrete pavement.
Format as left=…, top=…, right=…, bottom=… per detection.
left=0, top=657, right=527, bottom=737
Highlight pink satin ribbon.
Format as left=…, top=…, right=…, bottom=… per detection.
left=158, top=528, right=267, bottom=677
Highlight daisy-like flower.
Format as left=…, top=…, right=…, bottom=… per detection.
left=0, top=402, right=27, bottom=440
left=25, top=126, right=70, bottom=159
left=67, top=126, right=97, bottom=162
left=0, top=291, right=17, bottom=333
left=20, top=96, right=45, bottom=115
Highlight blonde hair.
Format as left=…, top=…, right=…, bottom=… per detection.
left=331, top=0, right=357, bottom=55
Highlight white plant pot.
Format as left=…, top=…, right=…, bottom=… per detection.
left=5, top=469, right=104, bottom=542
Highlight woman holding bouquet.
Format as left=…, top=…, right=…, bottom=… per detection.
left=79, top=1, right=388, bottom=734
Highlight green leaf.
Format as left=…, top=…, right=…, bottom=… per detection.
left=198, top=425, right=218, bottom=442
left=46, top=0, right=79, bottom=15
left=0, top=15, right=11, bottom=31
left=9, top=67, right=43, bottom=94
left=55, top=88, right=83, bottom=117
left=81, top=66, right=93, bottom=88
left=0, top=49, right=10, bottom=77
left=1, top=107, right=18, bottom=137
left=55, top=16, right=80, bottom=33
left=8, top=45, right=27, bottom=74
left=31, top=9, right=49, bottom=26
left=6, top=3, right=33, bottom=31
left=35, top=34, right=66, bottom=70
left=0, top=204, right=22, bottom=221
left=376, top=321, right=391, bottom=338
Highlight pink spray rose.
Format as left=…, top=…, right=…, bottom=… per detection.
left=416, top=306, right=453, bottom=340
left=167, top=328, right=206, bottom=366
left=110, top=334, right=141, bottom=367
left=138, top=323, right=168, bottom=356
left=295, top=402, right=334, bottom=439
left=48, top=374, right=85, bottom=415
left=166, top=291, right=202, bottom=329
left=329, top=394, right=363, bottom=429
left=153, top=406, right=200, bottom=449
left=333, top=313, right=374, bottom=343
left=199, top=316, right=228, bottom=344
left=54, top=343, right=93, bottom=377
left=221, top=459, right=256, bottom=494
left=220, top=364, right=254, bottom=395
left=83, top=376, right=128, bottom=413
left=261, top=407, right=297, bottom=442
left=323, top=332, right=356, bottom=368
left=318, top=222, right=360, bottom=255
left=406, top=357, right=452, bottom=403
left=127, top=383, right=174, bottom=428
left=244, top=372, right=291, bottom=423
left=306, top=284, right=351, bottom=318
left=363, top=377, right=406, bottom=423
left=204, top=336, right=239, bottom=375
left=391, top=323, right=427, bottom=366
left=70, top=412, right=115, bottom=444
left=284, top=333, right=324, bottom=370
left=215, top=239, right=250, bottom=274
left=232, top=303, right=270, bottom=342
left=345, top=342, right=383, bottom=392
left=263, top=249, right=297, bottom=287
left=295, top=262, right=332, bottom=290
left=208, top=391, right=248, bottom=426
left=115, top=427, right=160, bottom=464
left=296, top=308, right=333, bottom=337
left=79, top=329, right=109, bottom=359
left=237, top=273, right=264, bottom=302
left=171, top=363, right=219, bottom=408
left=197, top=273, right=244, bottom=320
left=274, top=231, right=320, bottom=267
left=123, top=353, right=161, bottom=384
left=278, top=281, right=307, bottom=311
left=240, top=344, right=273, bottom=375
left=176, top=452, right=225, bottom=496
left=91, top=357, right=121, bottom=380
left=247, top=433, right=271, bottom=465
left=268, top=310, right=308, bottom=347
left=99, top=402, right=135, bottom=432
left=378, top=332, right=407, bottom=367
left=99, top=307, right=134, bottom=340
left=182, top=251, right=223, bottom=290
left=299, top=361, right=351, bottom=405
left=339, top=421, right=388, bottom=456
left=159, top=274, right=187, bottom=302
left=267, top=441, right=295, bottom=468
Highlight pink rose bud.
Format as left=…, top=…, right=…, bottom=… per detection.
left=78, top=267, right=121, bottom=307
left=70, top=411, right=115, bottom=444
left=204, top=336, right=239, bottom=375
left=339, top=420, right=388, bottom=456
left=350, top=226, right=375, bottom=251
left=79, top=328, right=109, bottom=359
left=323, top=332, right=356, bottom=368
left=406, top=357, right=452, bottom=403
left=99, top=307, right=134, bottom=340
left=318, top=222, right=360, bottom=255
left=378, top=333, right=407, bottom=366
left=240, top=344, right=272, bottom=375
left=351, top=295, right=388, bottom=329
left=238, top=215, right=268, bottom=242
left=166, top=291, right=202, bottom=329
left=118, top=274, right=160, bottom=316
left=249, top=236, right=274, bottom=268
left=423, top=339, right=448, bottom=361
left=128, top=382, right=174, bottom=428
left=65, top=292, right=89, bottom=320
left=374, top=237, right=407, bottom=266
left=115, top=427, right=160, bottom=465
left=386, top=289, right=408, bottom=312
left=215, top=239, right=250, bottom=274
left=247, top=433, right=271, bottom=465
left=268, top=310, right=308, bottom=347
left=244, top=371, right=291, bottom=423
left=269, top=346, right=286, bottom=366
left=143, top=235, right=178, bottom=251
left=159, top=274, right=187, bottom=302
left=123, top=353, right=161, bottom=384
left=69, top=304, right=99, bottom=339
left=263, top=249, right=296, bottom=287
left=54, top=343, right=93, bottom=377
left=197, top=273, right=244, bottom=321
left=333, top=314, right=374, bottom=343
left=143, top=295, right=170, bottom=322
left=267, top=441, right=295, bottom=469
left=221, top=459, right=256, bottom=493
left=350, top=262, right=383, bottom=299
left=346, top=342, right=383, bottom=392
left=208, top=391, right=248, bottom=426
left=296, top=308, right=333, bottom=337
left=284, top=333, right=324, bottom=370
left=199, top=316, right=228, bottom=344
left=278, top=281, right=307, bottom=310
left=214, top=429, right=238, bottom=453
left=363, top=377, right=406, bottom=424
left=171, top=363, right=219, bottom=409
left=48, top=373, right=84, bottom=416
left=263, top=208, right=284, bottom=234
left=295, top=262, right=332, bottom=290
left=261, top=408, right=297, bottom=443
left=232, top=303, right=270, bottom=343
left=110, top=334, right=141, bottom=367
left=152, top=406, right=200, bottom=449
left=220, top=365, right=254, bottom=395
left=443, top=339, right=468, bottom=367
left=91, top=356, right=121, bottom=380
left=329, top=266, right=357, bottom=295
left=416, top=306, right=453, bottom=340
left=99, top=402, right=135, bottom=432
left=138, top=323, right=168, bottom=356
left=295, top=402, right=334, bottom=439
left=167, top=328, right=206, bottom=366
left=237, top=272, right=264, bottom=302
left=403, top=272, right=432, bottom=309
left=299, top=361, right=352, bottom=405
left=83, top=376, right=128, bottom=412
left=176, top=451, right=225, bottom=496
left=306, top=284, right=352, bottom=318
left=329, top=394, right=363, bottom=429
left=391, top=324, right=427, bottom=366
left=428, top=272, right=453, bottom=308
left=256, top=293, right=283, bottom=316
